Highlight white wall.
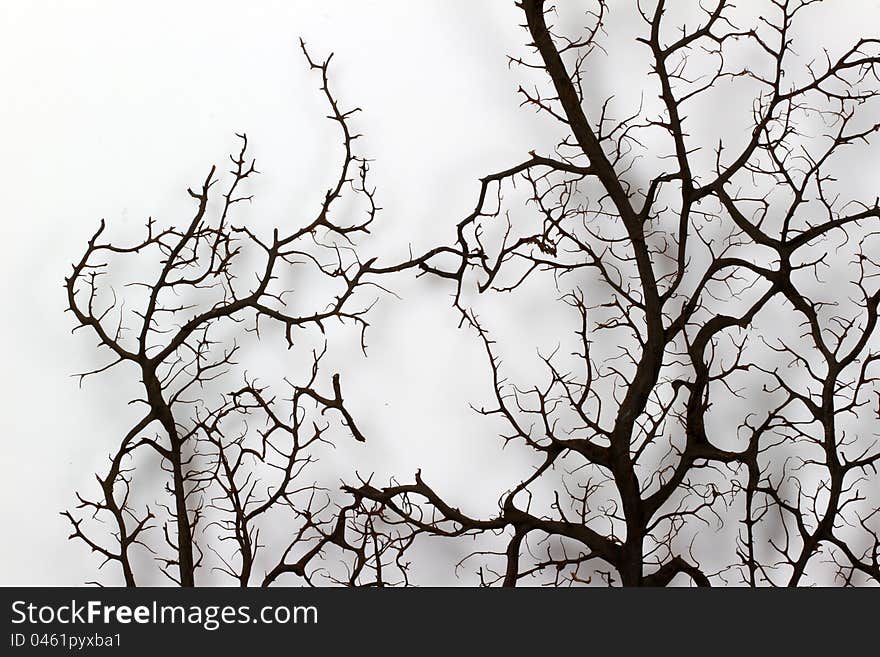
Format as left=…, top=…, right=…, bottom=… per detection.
left=1, top=0, right=878, bottom=585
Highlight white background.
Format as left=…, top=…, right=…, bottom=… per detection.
left=1, top=1, right=879, bottom=585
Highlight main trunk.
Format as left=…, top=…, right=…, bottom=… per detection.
left=145, top=368, right=196, bottom=587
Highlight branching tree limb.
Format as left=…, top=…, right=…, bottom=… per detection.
left=64, top=44, right=407, bottom=586
left=66, top=3, right=880, bottom=587
left=348, top=0, right=880, bottom=587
